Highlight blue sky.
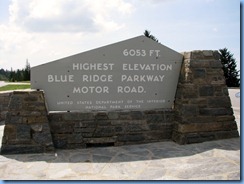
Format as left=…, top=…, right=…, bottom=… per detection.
left=0, top=0, right=241, bottom=71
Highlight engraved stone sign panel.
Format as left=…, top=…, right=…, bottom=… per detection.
left=31, top=36, right=183, bottom=111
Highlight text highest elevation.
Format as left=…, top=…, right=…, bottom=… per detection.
left=31, top=36, right=183, bottom=111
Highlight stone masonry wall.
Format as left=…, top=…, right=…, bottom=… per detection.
left=172, top=51, right=239, bottom=144
left=1, top=91, right=54, bottom=154
left=49, top=110, right=174, bottom=149
left=0, top=92, right=12, bottom=122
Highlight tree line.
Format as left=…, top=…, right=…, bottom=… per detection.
left=0, top=61, right=30, bottom=82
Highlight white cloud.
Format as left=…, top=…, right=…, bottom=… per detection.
left=8, top=0, right=134, bottom=32
left=28, top=1, right=63, bottom=19
left=0, top=0, right=135, bottom=69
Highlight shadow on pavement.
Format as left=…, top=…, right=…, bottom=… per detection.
left=1, top=137, right=240, bottom=163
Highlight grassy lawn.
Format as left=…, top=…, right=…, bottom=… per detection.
left=0, top=84, right=31, bottom=91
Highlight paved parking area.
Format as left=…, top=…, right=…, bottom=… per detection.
left=0, top=137, right=240, bottom=180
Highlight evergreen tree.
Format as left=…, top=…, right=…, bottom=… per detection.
left=219, top=48, right=240, bottom=87
left=143, top=30, right=159, bottom=42
left=7, top=60, right=31, bottom=82
left=23, top=60, right=31, bottom=81
left=9, top=68, right=15, bottom=82
left=16, top=69, right=22, bottom=81
left=0, top=69, right=10, bottom=81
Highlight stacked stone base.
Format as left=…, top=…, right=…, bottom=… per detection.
left=49, top=110, right=174, bottom=149
left=1, top=91, right=54, bottom=154
left=173, top=129, right=239, bottom=145
left=0, top=92, right=11, bottom=123
left=172, top=51, right=239, bottom=144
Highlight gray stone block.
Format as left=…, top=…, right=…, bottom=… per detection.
left=148, top=123, right=166, bottom=131
left=222, top=121, right=238, bottom=130
left=1, top=145, right=44, bottom=154
left=208, top=97, right=231, bottom=108
left=49, top=121, right=74, bottom=133
left=181, top=84, right=198, bottom=98
left=215, top=130, right=239, bottom=139
left=74, top=121, right=96, bottom=128
left=80, top=127, right=95, bottom=133
left=199, top=108, right=233, bottom=116
left=9, top=96, right=22, bottom=110
left=24, top=102, right=47, bottom=111
left=186, top=133, right=215, bottom=144
left=93, top=127, right=115, bottom=137
left=24, top=95, right=38, bottom=102
left=48, top=113, right=63, bottom=121
left=95, top=112, right=108, bottom=120
left=67, top=133, right=83, bottom=144
left=194, top=68, right=206, bottom=78
left=115, top=126, right=123, bottom=133
left=146, top=131, right=172, bottom=140
left=96, top=120, right=111, bottom=126
left=16, top=124, right=31, bottom=140
left=181, top=116, right=216, bottom=124
left=146, top=114, right=164, bottom=123
left=31, top=125, right=43, bottom=132
left=118, top=112, right=133, bottom=120
left=216, top=115, right=235, bottom=122
left=108, top=112, right=119, bottom=119
left=33, top=132, right=53, bottom=145
left=125, top=124, right=149, bottom=132
left=78, top=113, right=95, bottom=120
left=83, top=137, right=117, bottom=144
left=63, top=112, right=81, bottom=121
left=22, top=116, right=49, bottom=124
left=118, top=134, right=145, bottom=142
left=6, top=114, right=22, bottom=124
left=182, top=105, right=198, bottom=116
left=210, top=60, right=223, bottom=68
left=130, top=111, right=144, bottom=120
left=199, top=85, right=214, bottom=96
left=81, top=133, right=93, bottom=138
left=190, top=61, right=210, bottom=68
left=53, top=137, right=68, bottom=149
left=202, top=50, right=213, bottom=57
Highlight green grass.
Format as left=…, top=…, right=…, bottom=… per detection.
left=0, top=84, right=31, bottom=91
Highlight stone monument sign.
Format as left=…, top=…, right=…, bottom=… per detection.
left=1, top=35, right=238, bottom=154
left=31, top=36, right=183, bottom=111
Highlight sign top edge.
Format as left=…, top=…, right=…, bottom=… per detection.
left=31, top=35, right=183, bottom=69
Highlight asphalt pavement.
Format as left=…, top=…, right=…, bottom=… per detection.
left=0, top=81, right=30, bottom=88
left=0, top=81, right=5, bottom=88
